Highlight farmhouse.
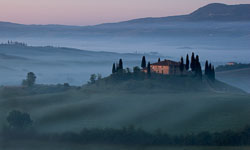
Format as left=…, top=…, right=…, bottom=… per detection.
left=144, top=59, right=181, bottom=75
left=226, top=62, right=237, bottom=66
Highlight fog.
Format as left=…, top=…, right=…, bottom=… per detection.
left=0, top=22, right=249, bottom=92
left=1, top=22, right=250, bottom=64
left=0, top=44, right=163, bottom=86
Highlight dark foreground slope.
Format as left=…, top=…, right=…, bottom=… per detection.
left=0, top=76, right=249, bottom=135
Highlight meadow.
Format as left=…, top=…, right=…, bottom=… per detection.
left=0, top=76, right=249, bottom=135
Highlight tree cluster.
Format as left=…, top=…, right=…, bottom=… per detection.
left=5, top=124, right=250, bottom=146
left=180, top=53, right=215, bottom=80
left=112, top=59, right=124, bottom=74
left=3, top=41, right=27, bottom=46
left=22, top=72, right=36, bottom=87
left=110, top=53, right=215, bottom=81
left=112, top=57, right=151, bottom=76
left=6, top=110, right=33, bottom=130
left=88, top=73, right=102, bottom=84
left=190, top=53, right=202, bottom=78
left=205, top=60, right=215, bottom=80
left=56, top=125, right=250, bottom=146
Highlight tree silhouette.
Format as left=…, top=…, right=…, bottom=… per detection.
left=112, top=63, right=116, bottom=74
left=195, top=55, right=200, bottom=72
left=7, top=110, right=33, bottom=130
left=192, top=55, right=202, bottom=78
left=141, top=56, right=146, bottom=69
left=22, top=72, right=36, bottom=87
left=209, top=63, right=212, bottom=72
left=185, top=54, right=189, bottom=71
left=195, top=55, right=199, bottom=66
left=180, top=57, right=184, bottom=73
left=118, top=59, right=123, bottom=70
left=133, top=66, right=141, bottom=74
left=158, top=58, right=161, bottom=62
left=191, top=52, right=196, bottom=71
left=205, top=60, right=209, bottom=75
left=89, top=74, right=97, bottom=84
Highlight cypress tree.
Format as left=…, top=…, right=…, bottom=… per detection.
left=191, top=52, right=196, bottom=72
left=208, top=63, right=212, bottom=76
left=112, top=63, right=116, bottom=74
left=180, top=57, right=184, bottom=73
left=195, top=55, right=200, bottom=72
left=158, top=58, right=161, bottom=62
left=195, top=55, right=199, bottom=64
left=118, top=59, right=123, bottom=70
left=141, top=56, right=146, bottom=69
left=205, top=60, right=209, bottom=75
left=196, top=62, right=202, bottom=79
left=185, top=54, right=189, bottom=71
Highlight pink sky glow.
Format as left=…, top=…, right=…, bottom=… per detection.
left=1, top=0, right=250, bottom=26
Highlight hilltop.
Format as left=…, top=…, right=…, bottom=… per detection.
left=120, top=3, right=250, bottom=24
left=1, top=3, right=250, bottom=28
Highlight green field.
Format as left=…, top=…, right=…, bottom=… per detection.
left=0, top=76, right=249, bottom=135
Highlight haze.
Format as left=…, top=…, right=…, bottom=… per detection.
left=0, top=0, right=250, bottom=25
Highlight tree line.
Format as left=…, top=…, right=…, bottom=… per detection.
left=1, top=41, right=27, bottom=46
left=181, top=52, right=215, bottom=80
left=20, top=53, right=216, bottom=87
left=112, top=52, right=215, bottom=80
left=3, top=110, right=250, bottom=146
left=52, top=126, right=250, bottom=146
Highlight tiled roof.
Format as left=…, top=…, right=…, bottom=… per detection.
left=151, top=59, right=180, bottom=66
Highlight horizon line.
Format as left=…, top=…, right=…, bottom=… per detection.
left=1, top=2, right=248, bottom=27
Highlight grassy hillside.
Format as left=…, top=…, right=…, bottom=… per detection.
left=0, top=76, right=249, bottom=135
left=216, top=65, right=250, bottom=93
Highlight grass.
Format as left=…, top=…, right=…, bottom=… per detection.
left=216, top=67, right=250, bottom=93
left=0, top=76, right=249, bottom=135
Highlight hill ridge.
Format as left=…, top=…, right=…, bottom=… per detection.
left=1, top=3, right=250, bottom=27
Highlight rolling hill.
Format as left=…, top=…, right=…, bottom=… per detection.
left=0, top=43, right=161, bottom=85
left=0, top=76, right=249, bottom=136
left=216, top=67, right=250, bottom=93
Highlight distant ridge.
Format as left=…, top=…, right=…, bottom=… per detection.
left=117, top=3, right=250, bottom=24
left=0, top=3, right=250, bottom=27
left=189, top=3, right=250, bottom=21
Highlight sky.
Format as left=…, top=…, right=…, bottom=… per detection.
left=0, top=0, right=250, bottom=26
